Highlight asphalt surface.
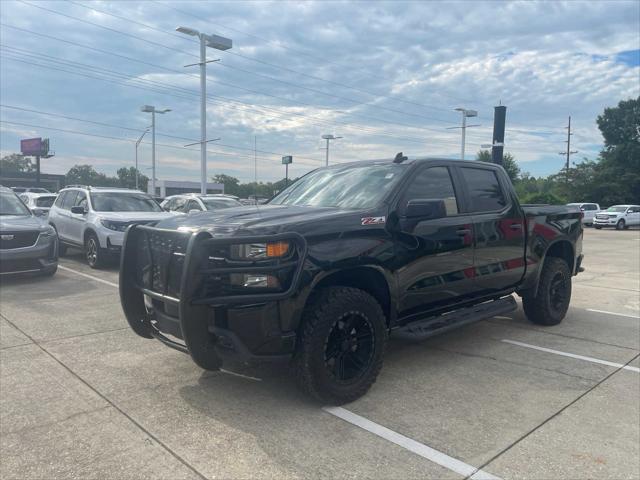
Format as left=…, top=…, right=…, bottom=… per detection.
left=1, top=227, right=638, bottom=479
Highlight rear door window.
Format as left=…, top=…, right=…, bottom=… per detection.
left=460, top=168, right=507, bottom=213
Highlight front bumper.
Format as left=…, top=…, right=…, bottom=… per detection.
left=0, top=234, right=57, bottom=275
left=593, top=217, right=619, bottom=226
left=119, top=225, right=307, bottom=366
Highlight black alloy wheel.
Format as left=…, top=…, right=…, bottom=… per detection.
left=324, top=312, right=375, bottom=384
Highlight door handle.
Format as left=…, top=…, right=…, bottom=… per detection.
left=509, top=223, right=523, bottom=230
left=456, top=228, right=471, bottom=236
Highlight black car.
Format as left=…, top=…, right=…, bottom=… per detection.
left=0, top=186, right=58, bottom=276
left=120, top=158, right=583, bottom=403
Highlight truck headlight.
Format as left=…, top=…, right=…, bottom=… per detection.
left=230, top=241, right=290, bottom=260
left=101, top=219, right=129, bottom=232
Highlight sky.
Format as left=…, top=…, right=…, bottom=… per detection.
left=1, top=0, right=639, bottom=184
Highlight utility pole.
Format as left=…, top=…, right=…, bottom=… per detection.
left=558, top=116, right=578, bottom=186
left=135, top=128, right=149, bottom=191
left=448, top=108, right=479, bottom=160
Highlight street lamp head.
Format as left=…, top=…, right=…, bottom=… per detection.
left=203, top=33, right=232, bottom=51
left=140, top=105, right=155, bottom=112
left=176, top=26, right=199, bottom=37
left=455, top=107, right=478, bottom=118
left=322, top=134, right=342, bottom=140
left=157, top=108, right=171, bottom=114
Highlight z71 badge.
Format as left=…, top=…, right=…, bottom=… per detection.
left=361, top=216, right=386, bottom=225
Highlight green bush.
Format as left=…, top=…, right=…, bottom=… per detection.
left=521, top=192, right=565, bottom=205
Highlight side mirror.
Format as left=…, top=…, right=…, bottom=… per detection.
left=580, top=207, right=586, bottom=211
left=405, top=199, right=447, bottom=220
left=70, top=206, right=86, bottom=215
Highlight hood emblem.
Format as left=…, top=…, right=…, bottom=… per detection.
left=1, top=235, right=15, bottom=240
left=361, top=216, right=386, bottom=226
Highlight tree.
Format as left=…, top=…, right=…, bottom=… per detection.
left=476, top=150, right=521, bottom=183
left=117, top=167, right=149, bottom=191
left=212, top=173, right=240, bottom=195
left=0, top=153, right=34, bottom=173
left=65, top=164, right=116, bottom=187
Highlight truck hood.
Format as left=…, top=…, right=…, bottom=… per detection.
left=155, top=204, right=362, bottom=235
left=0, top=214, right=49, bottom=232
left=98, top=211, right=178, bottom=222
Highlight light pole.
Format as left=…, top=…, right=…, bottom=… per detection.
left=451, top=108, right=479, bottom=160
left=321, top=134, right=342, bottom=166
left=140, top=105, right=170, bottom=196
left=176, top=26, right=232, bottom=194
left=135, top=128, right=150, bottom=191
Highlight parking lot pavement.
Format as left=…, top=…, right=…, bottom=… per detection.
left=1, top=228, right=638, bottom=479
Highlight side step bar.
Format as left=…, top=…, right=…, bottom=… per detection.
left=393, top=296, right=517, bottom=341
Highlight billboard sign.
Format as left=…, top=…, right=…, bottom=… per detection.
left=281, top=155, right=293, bottom=164
left=20, top=138, right=43, bottom=156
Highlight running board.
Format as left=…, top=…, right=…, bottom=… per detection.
left=394, top=296, right=517, bottom=341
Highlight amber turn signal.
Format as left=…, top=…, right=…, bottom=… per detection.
left=266, top=241, right=290, bottom=257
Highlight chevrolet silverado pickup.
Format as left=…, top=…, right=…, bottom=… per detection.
left=120, top=157, right=584, bottom=404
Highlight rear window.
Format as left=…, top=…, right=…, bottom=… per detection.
left=460, top=167, right=507, bottom=212
left=36, top=196, right=56, bottom=208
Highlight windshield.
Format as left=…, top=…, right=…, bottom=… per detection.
left=90, top=192, right=162, bottom=212
left=0, top=191, right=31, bottom=216
left=201, top=197, right=243, bottom=210
left=29, top=188, right=50, bottom=193
left=270, top=163, right=408, bottom=209
left=36, top=196, right=56, bottom=208
left=606, top=206, right=627, bottom=213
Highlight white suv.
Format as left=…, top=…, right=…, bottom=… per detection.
left=594, top=205, right=640, bottom=230
left=48, top=186, right=177, bottom=268
left=161, top=193, right=242, bottom=214
left=566, top=202, right=600, bottom=226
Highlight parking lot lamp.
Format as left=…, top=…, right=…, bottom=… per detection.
left=135, top=128, right=150, bottom=191
left=321, top=134, right=342, bottom=166
left=176, top=26, right=232, bottom=194
left=452, top=108, right=479, bottom=160
left=140, top=106, right=170, bottom=196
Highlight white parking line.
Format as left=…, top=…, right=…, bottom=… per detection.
left=323, top=406, right=502, bottom=480
left=586, top=309, right=640, bottom=319
left=59, top=265, right=119, bottom=289
left=502, top=339, right=640, bottom=373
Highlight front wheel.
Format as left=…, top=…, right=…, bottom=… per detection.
left=616, top=219, right=626, bottom=230
left=522, top=257, right=572, bottom=326
left=85, top=232, right=106, bottom=269
left=594, top=225, right=602, bottom=229
left=293, top=287, right=388, bottom=404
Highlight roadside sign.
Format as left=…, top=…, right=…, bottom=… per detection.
left=282, top=155, right=293, bottom=164
left=20, top=138, right=42, bottom=156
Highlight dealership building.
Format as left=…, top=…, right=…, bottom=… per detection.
left=148, top=179, right=224, bottom=197
left=0, top=170, right=66, bottom=192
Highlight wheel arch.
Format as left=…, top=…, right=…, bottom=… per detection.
left=527, top=239, right=575, bottom=297
left=306, top=266, right=395, bottom=326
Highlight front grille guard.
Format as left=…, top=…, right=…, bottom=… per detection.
left=120, top=224, right=308, bottom=351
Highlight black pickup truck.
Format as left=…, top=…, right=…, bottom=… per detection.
left=120, top=158, right=583, bottom=404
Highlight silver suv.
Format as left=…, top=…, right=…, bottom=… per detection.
left=48, top=186, right=176, bottom=268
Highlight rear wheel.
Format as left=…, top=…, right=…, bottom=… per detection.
left=293, top=287, right=387, bottom=404
left=85, top=232, right=106, bottom=269
left=522, top=257, right=572, bottom=326
left=616, top=219, right=625, bottom=230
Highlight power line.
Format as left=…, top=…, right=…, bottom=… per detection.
left=0, top=104, right=324, bottom=164
left=0, top=50, right=462, bottom=147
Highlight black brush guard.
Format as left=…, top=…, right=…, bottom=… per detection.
left=120, top=224, right=307, bottom=367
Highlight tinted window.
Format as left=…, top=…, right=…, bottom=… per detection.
left=36, top=196, right=56, bottom=207
left=54, top=191, right=66, bottom=207
left=186, top=200, right=202, bottom=211
left=61, top=191, right=78, bottom=210
left=460, top=168, right=507, bottom=212
left=0, top=190, right=31, bottom=216
left=172, top=197, right=187, bottom=212
left=401, top=166, right=458, bottom=216
left=270, top=163, right=408, bottom=209
left=201, top=197, right=242, bottom=210
left=74, top=191, right=88, bottom=209
left=90, top=192, right=162, bottom=212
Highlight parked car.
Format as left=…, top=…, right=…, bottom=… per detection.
left=566, top=202, right=600, bottom=226
left=593, top=205, right=640, bottom=230
left=0, top=186, right=58, bottom=276
left=120, top=157, right=584, bottom=404
left=10, top=186, right=51, bottom=194
left=48, top=186, right=177, bottom=268
left=19, top=192, right=58, bottom=217
left=161, top=193, right=243, bottom=214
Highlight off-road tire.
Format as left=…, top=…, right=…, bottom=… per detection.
left=85, top=232, right=107, bottom=269
left=522, top=257, right=572, bottom=326
left=594, top=225, right=602, bottom=229
left=293, top=286, right=387, bottom=405
left=616, top=219, right=625, bottom=230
